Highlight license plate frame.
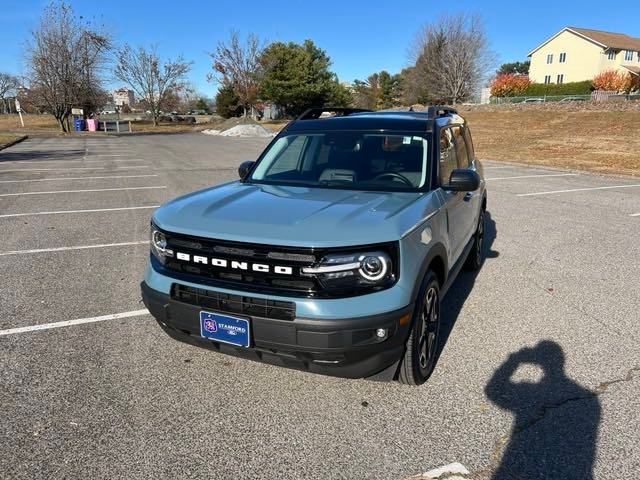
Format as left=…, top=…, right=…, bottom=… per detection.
left=199, top=311, right=251, bottom=348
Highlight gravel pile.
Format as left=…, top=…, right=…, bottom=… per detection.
left=218, top=124, right=273, bottom=137
left=201, top=116, right=274, bottom=137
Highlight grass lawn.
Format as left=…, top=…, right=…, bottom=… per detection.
left=460, top=109, right=640, bottom=176
left=0, top=133, right=24, bottom=147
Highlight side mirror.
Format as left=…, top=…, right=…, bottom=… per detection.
left=443, top=169, right=481, bottom=192
left=238, top=160, right=255, bottom=180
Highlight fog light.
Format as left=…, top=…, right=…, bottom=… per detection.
left=376, top=328, right=387, bottom=339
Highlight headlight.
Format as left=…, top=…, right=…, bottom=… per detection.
left=150, top=225, right=174, bottom=263
left=302, top=250, right=395, bottom=291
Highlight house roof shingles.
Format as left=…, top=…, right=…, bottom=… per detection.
left=568, top=27, right=640, bottom=51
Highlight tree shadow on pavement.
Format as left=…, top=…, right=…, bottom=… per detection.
left=0, top=149, right=85, bottom=163
left=485, top=340, right=600, bottom=479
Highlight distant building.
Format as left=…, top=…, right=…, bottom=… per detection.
left=528, top=27, right=640, bottom=84
left=113, top=88, right=135, bottom=106
left=480, top=87, right=491, bottom=104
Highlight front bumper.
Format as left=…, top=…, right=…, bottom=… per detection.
left=141, top=281, right=413, bottom=379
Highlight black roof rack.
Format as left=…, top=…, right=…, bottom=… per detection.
left=426, top=105, right=458, bottom=119
left=296, top=107, right=373, bottom=121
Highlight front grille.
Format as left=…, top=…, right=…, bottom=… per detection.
left=172, top=284, right=296, bottom=321
left=154, top=226, right=399, bottom=298
left=160, top=230, right=322, bottom=296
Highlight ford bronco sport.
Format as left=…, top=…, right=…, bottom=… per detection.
left=141, top=106, right=487, bottom=385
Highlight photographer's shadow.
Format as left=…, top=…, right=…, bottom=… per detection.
left=485, top=341, right=600, bottom=479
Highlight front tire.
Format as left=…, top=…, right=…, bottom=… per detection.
left=398, top=271, right=441, bottom=386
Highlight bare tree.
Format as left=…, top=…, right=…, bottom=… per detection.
left=0, top=73, right=20, bottom=114
left=114, top=45, right=191, bottom=126
left=27, top=1, right=110, bottom=131
left=409, top=13, right=495, bottom=104
left=208, top=32, right=263, bottom=117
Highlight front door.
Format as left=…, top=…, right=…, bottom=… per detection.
left=438, top=128, right=468, bottom=265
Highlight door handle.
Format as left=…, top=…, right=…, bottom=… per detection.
left=463, top=192, right=474, bottom=202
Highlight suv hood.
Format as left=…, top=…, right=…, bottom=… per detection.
left=153, top=182, right=430, bottom=247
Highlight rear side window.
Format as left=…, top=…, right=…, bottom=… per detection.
left=462, top=127, right=475, bottom=163
left=451, top=126, right=470, bottom=168
left=438, top=128, right=458, bottom=186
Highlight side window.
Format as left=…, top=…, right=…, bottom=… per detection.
left=451, top=126, right=470, bottom=168
left=462, top=126, right=475, bottom=164
left=265, top=136, right=306, bottom=176
left=438, top=128, right=458, bottom=186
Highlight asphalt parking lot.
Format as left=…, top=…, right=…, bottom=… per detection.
left=1, top=133, right=639, bottom=480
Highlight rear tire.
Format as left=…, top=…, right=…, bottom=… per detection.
left=398, top=271, right=441, bottom=386
left=464, top=208, right=485, bottom=271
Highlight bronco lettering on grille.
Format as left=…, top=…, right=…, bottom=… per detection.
left=175, top=252, right=293, bottom=275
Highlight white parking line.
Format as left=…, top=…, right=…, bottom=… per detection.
left=0, top=205, right=159, bottom=218
left=487, top=173, right=577, bottom=181
left=518, top=184, right=640, bottom=197
left=0, top=185, right=165, bottom=197
left=0, top=159, right=145, bottom=165
left=0, top=240, right=149, bottom=256
left=630, top=213, right=640, bottom=217
left=0, top=166, right=149, bottom=172
left=88, top=154, right=128, bottom=157
left=0, top=174, right=158, bottom=184
left=0, top=309, right=150, bottom=336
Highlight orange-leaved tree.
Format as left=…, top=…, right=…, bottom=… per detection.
left=592, top=69, right=633, bottom=92
left=490, top=73, right=531, bottom=97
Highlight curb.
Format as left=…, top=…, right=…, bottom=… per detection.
left=0, top=135, right=28, bottom=151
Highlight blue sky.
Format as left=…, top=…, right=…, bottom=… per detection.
left=2, top=0, right=639, bottom=97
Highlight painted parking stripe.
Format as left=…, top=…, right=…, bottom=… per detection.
left=518, top=184, right=640, bottom=197
left=0, top=185, right=165, bottom=197
left=0, top=309, right=149, bottom=336
left=630, top=213, right=640, bottom=217
left=487, top=173, right=577, bottom=181
left=0, top=205, right=159, bottom=218
left=0, top=159, right=144, bottom=165
left=0, top=240, right=149, bottom=256
left=0, top=165, right=149, bottom=172
left=0, top=174, right=158, bottom=184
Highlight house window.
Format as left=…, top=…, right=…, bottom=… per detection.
left=638, top=51, right=640, bottom=62
left=557, top=74, right=564, bottom=84
left=624, top=50, right=634, bottom=61
left=546, top=54, right=553, bottom=64
left=544, top=75, right=552, bottom=84
left=607, top=50, right=616, bottom=60
left=559, top=52, right=567, bottom=63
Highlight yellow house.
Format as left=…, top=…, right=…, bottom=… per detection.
left=528, top=27, right=640, bottom=84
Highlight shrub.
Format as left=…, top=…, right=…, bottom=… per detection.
left=592, top=70, right=628, bottom=92
left=490, top=74, right=531, bottom=97
left=522, top=80, right=593, bottom=96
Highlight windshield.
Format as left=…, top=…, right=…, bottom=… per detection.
left=248, top=132, right=431, bottom=192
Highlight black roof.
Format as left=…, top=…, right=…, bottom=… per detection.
left=284, top=107, right=462, bottom=133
